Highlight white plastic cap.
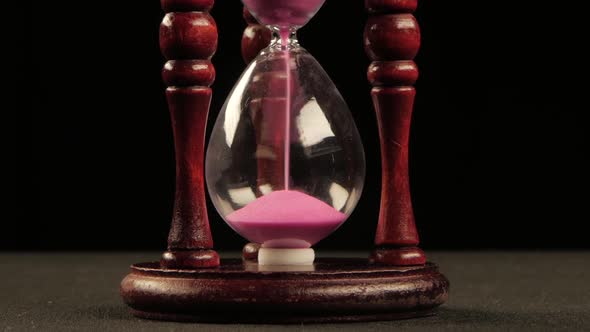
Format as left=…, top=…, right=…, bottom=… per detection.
left=258, top=248, right=315, bottom=266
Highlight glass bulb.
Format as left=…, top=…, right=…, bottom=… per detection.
left=205, top=0, right=365, bottom=250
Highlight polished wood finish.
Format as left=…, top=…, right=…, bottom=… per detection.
left=242, top=242, right=261, bottom=261
left=241, top=7, right=271, bottom=63
left=162, top=60, right=215, bottom=87
left=159, top=0, right=219, bottom=268
left=121, top=258, right=449, bottom=323
left=365, top=0, right=425, bottom=265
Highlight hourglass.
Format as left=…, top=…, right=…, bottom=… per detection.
left=205, top=0, right=365, bottom=265
left=121, top=0, right=448, bottom=322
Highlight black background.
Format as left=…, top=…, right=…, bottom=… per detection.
left=12, top=1, right=588, bottom=251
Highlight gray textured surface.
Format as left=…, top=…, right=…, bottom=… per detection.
left=1, top=252, right=589, bottom=331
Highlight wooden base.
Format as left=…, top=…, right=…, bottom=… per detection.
left=121, top=258, right=449, bottom=323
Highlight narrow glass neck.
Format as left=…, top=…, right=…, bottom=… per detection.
left=269, top=26, right=299, bottom=50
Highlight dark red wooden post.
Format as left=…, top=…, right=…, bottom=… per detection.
left=159, top=0, right=219, bottom=268
left=365, top=0, right=426, bottom=265
left=241, top=7, right=272, bottom=64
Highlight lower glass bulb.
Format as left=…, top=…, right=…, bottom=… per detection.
left=205, top=31, right=365, bottom=254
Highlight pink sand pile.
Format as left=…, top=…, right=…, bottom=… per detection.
left=226, top=190, right=346, bottom=248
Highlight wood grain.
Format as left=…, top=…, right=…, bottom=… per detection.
left=159, top=0, right=219, bottom=269
left=121, top=259, right=449, bottom=323
left=366, top=0, right=425, bottom=265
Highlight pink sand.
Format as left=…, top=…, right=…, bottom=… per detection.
left=242, top=0, right=325, bottom=27
left=281, top=28, right=291, bottom=190
left=226, top=190, right=346, bottom=248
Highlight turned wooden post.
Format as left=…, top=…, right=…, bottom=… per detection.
left=365, top=0, right=426, bottom=265
left=241, top=6, right=271, bottom=260
left=159, top=0, right=219, bottom=268
left=241, top=7, right=272, bottom=63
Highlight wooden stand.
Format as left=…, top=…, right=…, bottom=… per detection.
left=122, top=259, right=447, bottom=323
left=120, top=0, right=449, bottom=323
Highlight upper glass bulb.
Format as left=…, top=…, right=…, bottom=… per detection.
left=242, top=0, right=326, bottom=28
left=205, top=0, right=364, bottom=250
